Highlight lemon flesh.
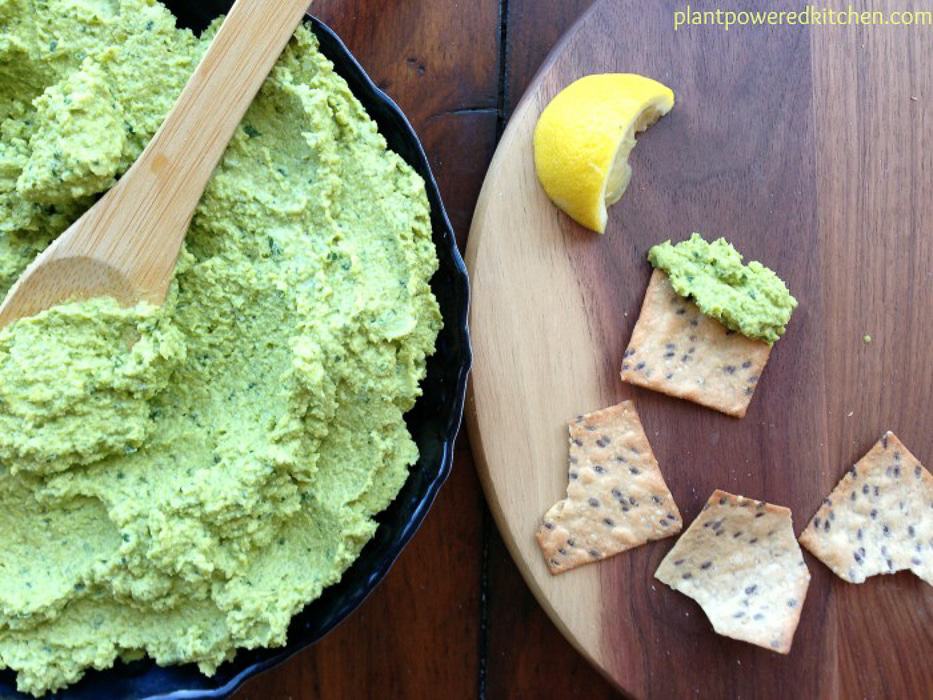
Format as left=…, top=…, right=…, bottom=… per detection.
left=533, top=73, right=674, bottom=233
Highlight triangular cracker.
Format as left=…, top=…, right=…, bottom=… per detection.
left=620, top=270, right=771, bottom=418
left=655, top=490, right=811, bottom=654
left=799, top=431, right=933, bottom=585
left=536, top=400, right=682, bottom=575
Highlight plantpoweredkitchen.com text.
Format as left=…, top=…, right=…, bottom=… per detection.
left=674, top=5, right=932, bottom=31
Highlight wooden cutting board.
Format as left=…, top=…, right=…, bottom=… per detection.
left=465, top=0, right=933, bottom=696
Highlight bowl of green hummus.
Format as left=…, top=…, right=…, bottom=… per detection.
left=0, top=0, right=470, bottom=697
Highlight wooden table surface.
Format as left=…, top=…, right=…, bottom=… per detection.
left=233, top=1, right=609, bottom=697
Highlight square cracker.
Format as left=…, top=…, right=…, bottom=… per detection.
left=620, top=269, right=772, bottom=418
left=536, top=400, right=682, bottom=575
left=655, top=490, right=811, bottom=654
left=799, top=431, right=933, bottom=585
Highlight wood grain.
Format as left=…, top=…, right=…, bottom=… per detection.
left=812, top=5, right=933, bottom=695
left=233, top=0, right=499, bottom=696
left=0, top=0, right=311, bottom=327
left=484, top=2, right=617, bottom=697
left=467, top=0, right=933, bottom=697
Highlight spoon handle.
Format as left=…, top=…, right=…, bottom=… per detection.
left=72, top=0, right=312, bottom=291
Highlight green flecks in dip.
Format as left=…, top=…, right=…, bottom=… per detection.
left=648, top=234, right=797, bottom=344
left=0, top=0, right=441, bottom=695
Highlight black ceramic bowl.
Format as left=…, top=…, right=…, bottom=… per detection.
left=0, top=4, right=470, bottom=699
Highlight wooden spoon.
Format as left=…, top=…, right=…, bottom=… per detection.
left=0, top=0, right=312, bottom=328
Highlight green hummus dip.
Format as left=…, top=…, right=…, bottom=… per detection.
left=0, top=0, right=441, bottom=695
left=648, top=234, right=796, bottom=344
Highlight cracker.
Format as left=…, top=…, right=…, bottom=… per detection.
left=620, top=270, right=772, bottom=418
left=655, top=490, right=811, bottom=654
left=799, top=431, right=933, bottom=585
left=536, top=400, right=682, bottom=575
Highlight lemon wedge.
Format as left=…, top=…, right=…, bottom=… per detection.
left=533, top=73, right=674, bottom=233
